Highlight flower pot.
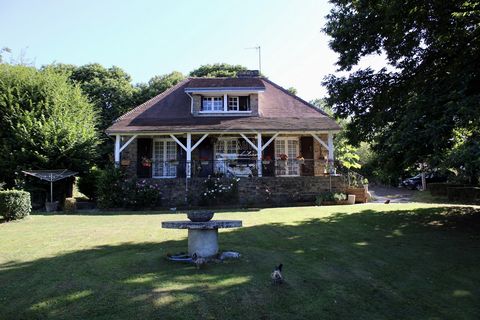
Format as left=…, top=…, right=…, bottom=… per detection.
left=347, top=194, right=356, bottom=205
left=45, top=201, right=59, bottom=212
left=187, top=210, right=215, bottom=222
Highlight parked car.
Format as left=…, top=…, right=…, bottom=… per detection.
left=400, top=172, right=447, bottom=190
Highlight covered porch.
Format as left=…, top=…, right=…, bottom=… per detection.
left=113, top=131, right=337, bottom=179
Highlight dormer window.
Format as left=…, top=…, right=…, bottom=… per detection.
left=228, top=97, right=239, bottom=111
left=202, top=97, right=223, bottom=111
left=199, top=95, right=251, bottom=113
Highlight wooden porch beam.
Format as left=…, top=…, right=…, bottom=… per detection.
left=114, top=135, right=121, bottom=167
left=311, top=133, right=329, bottom=151
left=119, top=135, right=138, bottom=153
left=239, top=133, right=258, bottom=151
left=169, top=134, right=188, bottom=152
left=261, top=132, right=279, bottom=151
left=191, top=134, right=209, bottom=151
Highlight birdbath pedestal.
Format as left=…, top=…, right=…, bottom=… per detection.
left=162, top=220, right=242, bottom=258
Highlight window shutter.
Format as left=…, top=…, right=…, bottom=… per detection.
left=137, top=138, right=153, bottom=178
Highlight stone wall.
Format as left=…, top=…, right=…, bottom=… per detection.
left=145, top=176, right=345, bottom=207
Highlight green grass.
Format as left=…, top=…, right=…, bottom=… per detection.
left=1, top=204, right=479, bottom=319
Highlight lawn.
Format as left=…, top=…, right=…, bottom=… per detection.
left=1, top=204, right=479, bottom=319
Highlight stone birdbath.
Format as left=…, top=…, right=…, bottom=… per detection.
left=162, top=211, right=242, bottom=258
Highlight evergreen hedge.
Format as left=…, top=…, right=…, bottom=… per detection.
left=0, top=191, right=31, bottom=221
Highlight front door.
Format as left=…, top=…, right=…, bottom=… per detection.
left=153, top=139, right=177, bottom=178
left=275, top=137, right=300, bottom=176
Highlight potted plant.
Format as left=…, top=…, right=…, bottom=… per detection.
left=262, top=155, right=272, bottom=165
left=296, top=155, right=305, bottom=164
left=277, top=154, right=288, bottom=167
left=141, top=157, right=152, bottom=168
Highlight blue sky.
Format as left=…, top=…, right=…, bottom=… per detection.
left=1, top=0, right=383, bottom=101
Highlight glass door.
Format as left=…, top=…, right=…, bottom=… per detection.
left=275, top=138, right=300, bottom=176
left=153, top=139, right=177, bottom=178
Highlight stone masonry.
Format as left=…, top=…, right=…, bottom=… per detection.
left=143, top=176, right=345, bottom=207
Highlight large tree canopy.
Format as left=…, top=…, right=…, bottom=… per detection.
left=44, top=63, right=136, bottom=132
left=135, top=71, right=185, bottom=103
left=190, top=63, right=248, bottom=77
left=323, top=1, right=480, bottom=182
left=0, top=64, right=99, bottom=186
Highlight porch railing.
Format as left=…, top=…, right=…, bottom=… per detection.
left=144, top=159, right=340, bottom=178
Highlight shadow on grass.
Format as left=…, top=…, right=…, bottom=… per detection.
left=1, top=206, right=480, bottom=319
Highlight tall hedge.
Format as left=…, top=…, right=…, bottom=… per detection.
left=0, top=190, right=31, bottom=221
left=0, top=64, right=99, bottom=187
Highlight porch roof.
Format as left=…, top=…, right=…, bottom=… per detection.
left=106, top=77, right=341, bottom=135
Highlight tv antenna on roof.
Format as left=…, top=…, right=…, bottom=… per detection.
left=245, top=46, right=261, bottom=73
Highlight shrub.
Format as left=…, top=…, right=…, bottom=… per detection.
left=200, top=176, right=239, bottom=206
left=96, top=167, right=126, bottom=208
left=77, top=167, right=101, bottom=200
left=131, top=180, right=161, bottom=208
left=64, top=197, right=76, bottom=214
left=0, top=190, right=31, bottom=221
left=96, top=167, right=161, bottom=209
left=315, top=191, right=347, bottom=205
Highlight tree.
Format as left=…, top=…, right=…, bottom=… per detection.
left=189, top=63, right=248, bottom=77
left=287, top=87, right=298, bottom=95
left=135, top=71, right=185, bottom=103
left=310, top=99, right=362, bottom=170
left=323, top=1, right=480, bottom=183
left=0, top=64, right=99, bottom=186
left=44, top=63, right=137, bottom=132
left=0, top=47, right=11, bottom=63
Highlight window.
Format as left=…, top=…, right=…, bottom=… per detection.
left=275, top=138, right=300, bottom=176
left=202, top=96, right=223, bottom=111
left=228, top=97, right=239, bottom=111
left=238, top=96, right=250, bottom=111
left=200, top=95, right=251, bottom=112
left=215, top=138, right=239, bottom=156
left=153, top=139, right=177, bottom=178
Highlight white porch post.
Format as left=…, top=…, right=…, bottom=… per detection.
left=257, top=132, right=262, bottom=177
left=186, top=133, right=192, bottom=178
left=114, top=134, right=121, bottom=167
left=328, top=132, right=335, bottom=174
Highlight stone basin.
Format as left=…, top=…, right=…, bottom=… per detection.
left=162, top=220, right=242, bottom=258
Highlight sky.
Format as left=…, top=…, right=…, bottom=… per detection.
left=0, top=0, right=384, bottom=101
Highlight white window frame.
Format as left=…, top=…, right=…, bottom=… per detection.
left=275, top=137, right=300, bottom=177
left=228, top=96, right=239, bottom=111
left=152, top=138, right=177, bottom=178
left=199, top=94, right=252, bottom=114
left=214, top=137, right=239, bottom=159
left=201, top=96, right=223, bottom=112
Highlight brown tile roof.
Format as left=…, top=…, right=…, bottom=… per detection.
left=106, top=77, right=340, bottom=134
left=185, top=77, right=265, bottom=89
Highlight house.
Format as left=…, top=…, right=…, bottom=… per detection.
left=106, top=71, right=344, bottom=206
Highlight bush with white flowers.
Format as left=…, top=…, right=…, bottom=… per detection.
left=200, top=176, right=239, bottom=206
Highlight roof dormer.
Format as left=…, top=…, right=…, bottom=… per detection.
left=185, top=77, right=264, bottom=117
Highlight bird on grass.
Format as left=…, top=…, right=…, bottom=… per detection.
left=271, top=264, right=284, bottom=284
left=192, top=253, right=207, bottom=269
left=384, top=199, right=391, bottom=204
